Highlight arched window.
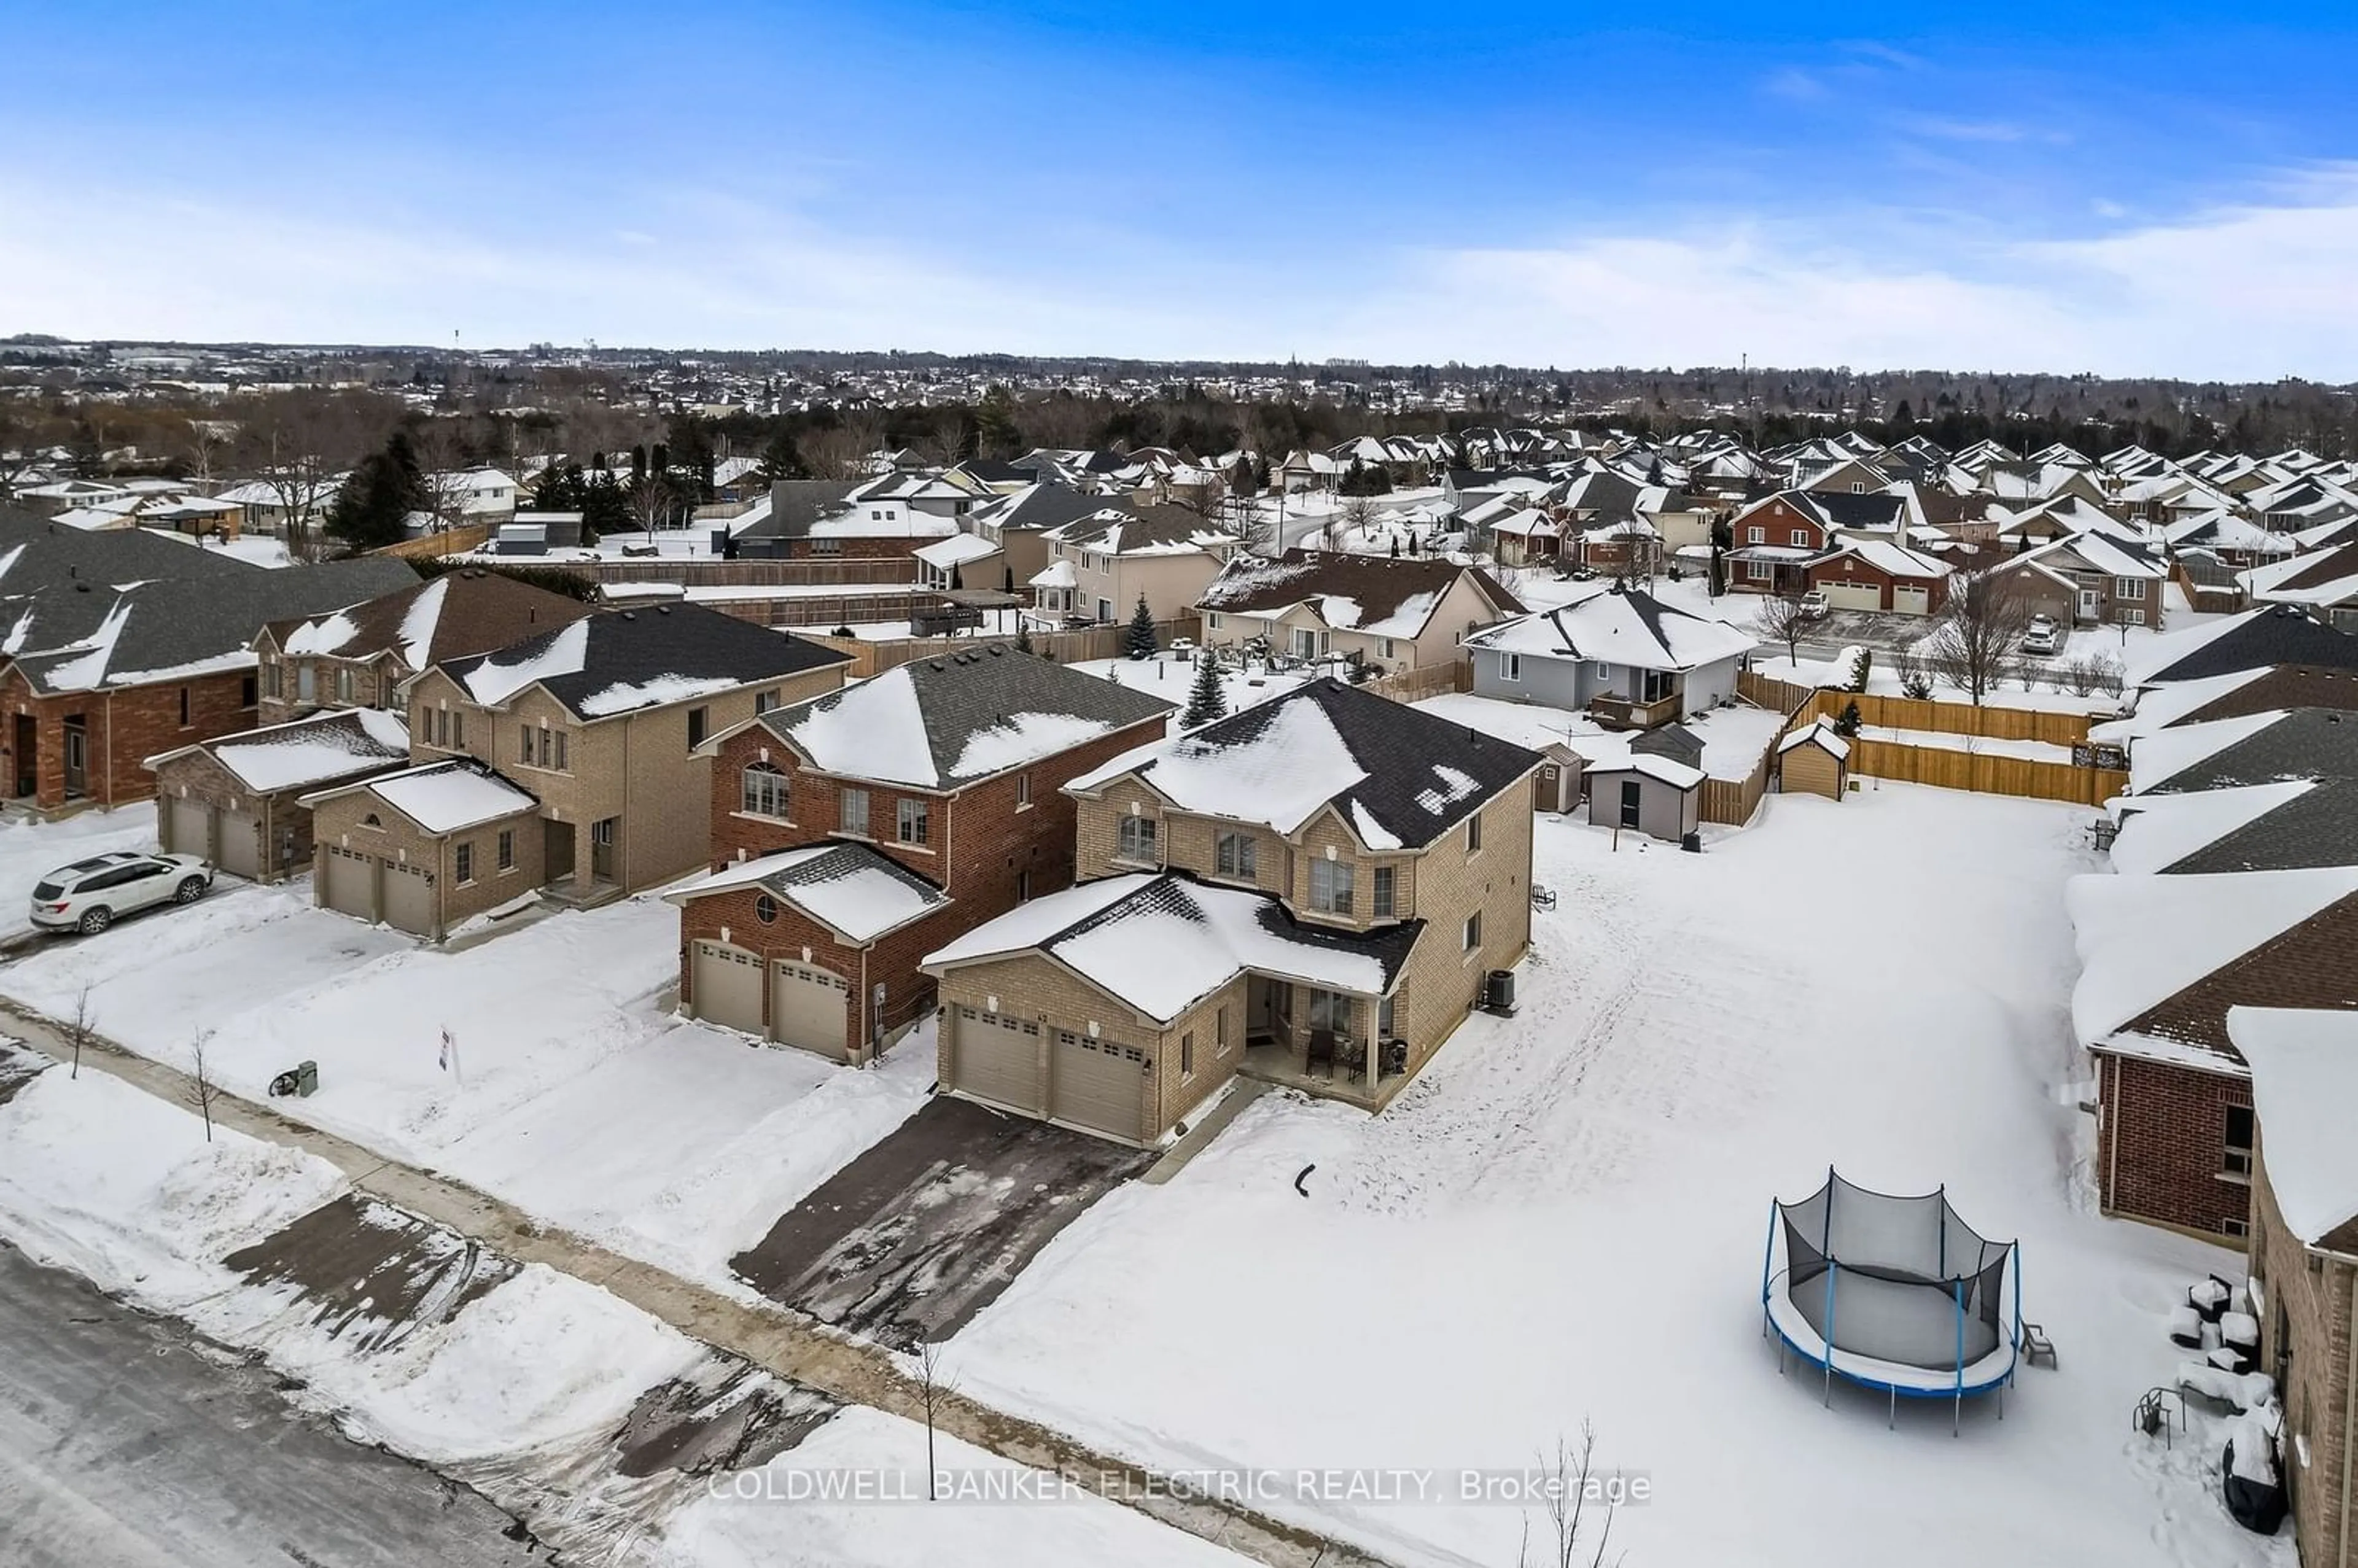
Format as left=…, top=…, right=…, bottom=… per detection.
left=741, top=763, right=790, bottom=819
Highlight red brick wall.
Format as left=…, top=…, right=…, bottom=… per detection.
left=2097, top=1050, right=2254, bottom=1238
left=678, top=891, right=957, bottom=1057
left=1735, top=499, right=1826, bottom=553
left=1, top=667, right=259, bottom=809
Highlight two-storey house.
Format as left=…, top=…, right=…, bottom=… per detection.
left=1194, top=551, right=1524, bottom=675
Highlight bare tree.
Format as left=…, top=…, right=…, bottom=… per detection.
left=918, top=410, right=967, bottom=468
left=916, top=1338, right=957, bottom=1500
left=188, top=1030, right=221, bottom=1143
left=1341, top=492, right=1380, bottom=543
left=628, top=473, right=676, bottom=534
left=2060, top=653, right=2104, bottom=697
left=1516, top=1423, right=1622, bottom=1568
left=410, top=419, right=476, bottom=533
left=236, top=390, right=376, bottom=557
left=182, top=419, right=235, bottom=488
left=1751, top=594, right=1814, bottom=669
left=2093, top=651, right=2126, bottom=699
left=1889, top=643, right=1934, bottom=700
left=1923, top=569, right=2035, bottom=705
left=67, top=984, right=93, bottom=1080
left=0, top=402, right=48, bottom=500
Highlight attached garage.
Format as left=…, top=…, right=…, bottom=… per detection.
left=1050, top=1030, right=1147, bottom=1142
left=692, top=941, right=766, bottom=1036
left=1818, top=578, right=1883, bottom=613
left=322, top=845, right=375, bottom=921
left=1892, top=583, right=1932, bottom=616
left=951, top=1007, right=1042, bottom=1112
left=383, top=861, right=437, bottom=937
left=215, top=809, right=263, bottom=880
left=165, top=795, right=212, bottom=863
left=771, top=960, right=850, bottom=1059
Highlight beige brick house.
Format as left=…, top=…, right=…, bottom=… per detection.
left=300, top=603, right=850, bottom=937
left=921, top=678, right=1544, bottom=1144
left=146, top=707, right=412, bottom=883
left=1027, top=505, right=1235, bottom=627
left=1194, top=550, right=1525, bottom=675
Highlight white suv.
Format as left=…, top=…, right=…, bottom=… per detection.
left=30, top=851, right=212, bottom=935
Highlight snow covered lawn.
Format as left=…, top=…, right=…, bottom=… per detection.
left=0, top=802, right=156, bottom=941
left=1853, top=724, right=2079, bottom=764
left=943, top=786, right=2286, bottom=1568
left=0, top=885, right=935, bottom=1294
left=1417, top=690, right=1785, bottom=781
left=1064, top=654, right=1309, bottom=718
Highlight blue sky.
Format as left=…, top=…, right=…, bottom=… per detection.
left=4, top=1, right=2357, bottom=376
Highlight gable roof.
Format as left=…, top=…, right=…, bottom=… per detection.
left=923, top=871, right=1420, bottom=1023
left=1041, top=503, right=1232, bottom=557
left=760, top=643, right=1172, bottom=790
left=2227, top=1007, right=2358, bottom=1247
left=440, top=602, right=850, bottom=720
left=2132, top=708, right=2358, bottom=793
left=1065, top=677, right=1541, bottom=850
left=144, top=706, right=413, bottom=793
left=262, top=569, right=591, bottom=671
left=664, top=842, right=951, bottom=944
left=2158, top=777, right=2358, bottom=874
left=2134, top=605, right=2358, bottom=685
left=1463, top=583, right=1757, bottom=672
left=300, top=757, right=539, bottom=836
left=1196, top=549, right=1525, bottom=640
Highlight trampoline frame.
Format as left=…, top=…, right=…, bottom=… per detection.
left=1760, top=1168, right=2023, bottom=1434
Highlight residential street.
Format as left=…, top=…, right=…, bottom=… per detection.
left=0, top=1236, right=540, bottom=1568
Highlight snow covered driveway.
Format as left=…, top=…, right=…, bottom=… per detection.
left=943, top=785, right=2286, bottom=1568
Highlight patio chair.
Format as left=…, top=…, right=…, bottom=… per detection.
left=1530, top=884, right=1557, bottom=911
left=1337, top=1039, right=1368, bottom=1079
left=1305, top=1028, right=1337, bottom=1079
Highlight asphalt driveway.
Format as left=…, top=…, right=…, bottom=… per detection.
left=730, top=1095, right=1150, bottom=1349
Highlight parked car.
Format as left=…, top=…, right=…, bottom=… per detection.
left=1797, top=590, right=1830, bottom=620
left=29, top=850, right=212, bottom=935
left=2020, top=615, right=2063, bottom=656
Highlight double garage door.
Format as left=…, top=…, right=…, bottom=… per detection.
left=1817, top=578, right=1884, bottom=613
left=947, top=1008, right=1147, bottom=1143
left=165, top=796, right=263, bottom=881
left=319, top=845, right=437, bottom=936
left=688, top=944, right=851, bottom=1059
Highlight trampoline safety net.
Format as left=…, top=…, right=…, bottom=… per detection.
left=1777, top=1171, right=2010, bottom=1370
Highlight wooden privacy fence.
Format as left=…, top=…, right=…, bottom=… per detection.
left=1701, top=675, right=1819, bottom=826
left=371, top=524, right=493, bottom=559
left=1364, top=660, right=1469, bottom=704
left=1784, top=689, right=2126, bottom=806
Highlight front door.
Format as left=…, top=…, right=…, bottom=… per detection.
left=590, top=817, right=617, bottom=882
left=61, top=718, right=86, bottom=798
left=12, top=713, right=34, bottom=798
left=1619, top=779, right=1643, bottom=828
left=543, top=819, right=575, bottom=883
left=2077, top=587, right=2101, bottom=621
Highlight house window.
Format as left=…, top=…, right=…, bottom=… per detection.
left=897, top=797, right=929, bottom=846
left=1592, top=661, right=1611, bottom=680
left=1463, top=910, right=1483, bottom=952
left=687, top=706, right=709, bottom=750
left=1309, top=858, right=1355, bottom=914
left=519, top=723, right=532, bottom=761
left=742, top=763, right=790, bottom=818
left=1746, top=562, right=1772, bottom=582
left=239, top=674, right=257, bottom=709
left=1372, top=865, right=1396, bottom=917
left=1308, top=989, right=1352, bottom=1033
left=2120, top=608, right=2146, bottom=626
left=497, top=829, right=514, bottom=871
left=841, top=786, right=870, bottom=837
left=1016, top=773, right=1032, bottom=809
left=1116, top=813, right=1158, bottom=863
left=336, top=667, right=356, bottom=702
left=551, top=730, right=567, bottom=771
left=813, top=538, right=841, bottom=555
left=1207, top=613, right=1222, bottom=630
left=1215, top=1006, right=1228, bottom=1054
left=1377, top=995, right=1396, bottom=1041
left=1379, top=638, right=1395, bottom=659
left=1467, top=812, right=1482, bottom=852
left=755, top=893, right=778, bottom=924
left=1789, top=530, right=1808, bottom=548
left=455, top=842, right=475, bottom=883
left=1500, top=653, right=1522, bottom=682
left=754, top=688, right=780, bottom=715
left=263, top=661, right=282, bottom=699
left=298, top=664, right=316, bottom=703
left=1215, top=831, right=1256, bottom=880
left=1746, top=526, right=1765, bottom=544
left=452, top=710, right=465, bottom=748
left=2117, top=578, right=2147, bottom=601
left=177, top=687, right=190, bottom=726
left=1180, top=1031, right=1195, bottom=1081
left=2225, top=1105, right=2255, bottom=1178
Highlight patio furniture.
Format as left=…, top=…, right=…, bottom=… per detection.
left=1381, top=1038, right=1409, bottom=1077
left=1305, top=1028, right=1337, bottom=1079
left=2023, top=1322, right=2056, bottom=1369
left=1337, top=1039, right=1368, bottom=1079
left=1531, top=884, right=1557, bottom=911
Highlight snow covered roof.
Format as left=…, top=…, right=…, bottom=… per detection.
left=2227, top=1007, right=2358, bottom=1246
left=1029, top=560, right=1078, bottom=589
left=1778, top=716, right=1851, bottom=760
left=262, top=570, right=591, bottom=672
left=2109, top=782, right=2317, bottom=875
left=1463, top=583, right=1757, bottom=673
left=1066, top=678, right=1541, bottom=850
left=761, top=643, right=1171, bottom=790
left=1195, top=550, right=1522, bottom=640
left=664, top=842, right=950, bottom=944
left=1580, top=751, right=1706, bottom=790
left=2129, top=604, right=2358, bottom=686
left=149, top=707, right=413, bottom=794
left=1817, top=538, right=1951, bottom=580
left=924, top=872, right=1420, bottom=1023
left=2131, top=709, right=2358, bottom=794
left=440, top=603, right=849, bottom=721
left=2087, top=669, right=2271, bottom=745
left=303, top=758, right=539, bottom=835
left=913, top=532, right=1001, bottom=570
left=1041, top=505, right=1233, bottom=558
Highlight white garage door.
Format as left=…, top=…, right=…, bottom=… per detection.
left=951, top=1007, right=1041, bottom=1112
left=1819, top=578, right=1883, bottom=613
left=383, top=861, right=437, bottom=937
left=216, top=810, right=262, bottom=880
left=166, top=796, right=211, bottom=862
left=1051, top=1030, right=1148, bottom=1143
left=693, top=942, right=766, bottom=1036
left=772, top=960, right=849, bottom=1059
left=1892, top=584, right=1931, bottom=616
left=322, top=845, right=374, bottom=921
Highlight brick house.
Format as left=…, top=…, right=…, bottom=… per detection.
left=300, top=603, right=852, bottom=938
left=921, top=678, right=1545, bottom=1145
left=1805, top=539, right=1953, bottom=616
left=1724, top=492, right=1837, bottom=596
left=2071, top=866, right=2358, bottom=1239
left=1028, top=505, right=1236, bottom=626
left=146, top=707, right=412, bottom=882
left=2230, top=1007, right=2358, bottom=1568
left=1195, top=551, right=1525, bottom=675
left=0, top=527, right=414, bottom=810
left=1992, top=529, right=2170, bottom=630
left=667, top=643, right=1173, bottom=1060
left=254, top=568, right=592, bottom=728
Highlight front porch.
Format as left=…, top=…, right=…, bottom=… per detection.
left=1234, top=976, right=1411, bottom=1111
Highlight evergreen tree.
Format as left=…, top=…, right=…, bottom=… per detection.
left=1124, top=592, right=1158, bottom=660
left=1180, top=651, right=1229, bottom=728
left=1834, top=699, right=1864, bottom=738
left=325, top=430, right=425, bottom=551
left=1014, top=619, right=1034, bottom=654
left=758, top=425, right=807, bottom=483
left=580, top=470, right=629, bottom=544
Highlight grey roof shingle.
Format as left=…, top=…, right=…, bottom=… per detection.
left=2165, top=777, right=2358, bottom=874
left=2143, top=708, right=2358, bottom=792
left=440, top=602, right=852, bottom=720
left=2149, top=606, right=2358, bottom=683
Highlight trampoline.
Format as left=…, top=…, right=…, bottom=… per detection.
left=1761, top=1169, right=2023, bottom=1431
